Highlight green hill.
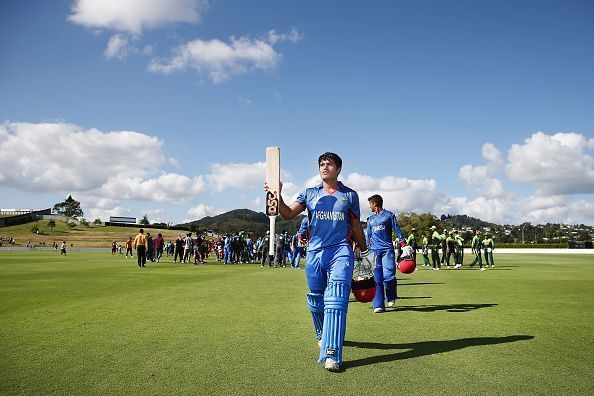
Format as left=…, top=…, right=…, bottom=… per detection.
left=183, top=209, right=306, bottom=237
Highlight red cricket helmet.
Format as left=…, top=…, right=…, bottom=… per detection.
left=351, top=277, right=376, bottom=303
left=398, top=257, right=416, bottom=274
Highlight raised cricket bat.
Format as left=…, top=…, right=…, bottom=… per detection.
left=266, top=146, right=280, bottom=257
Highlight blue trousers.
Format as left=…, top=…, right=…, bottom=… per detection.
left=292, top=247, right=304, bottom=268
left=372, top=248, right=397, bottom=310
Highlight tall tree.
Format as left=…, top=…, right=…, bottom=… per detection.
left=139, top=214, right=150, bottom=226
left=47, top=219, right=56, bottom=231
left=53, top=195, right=84, bottom=218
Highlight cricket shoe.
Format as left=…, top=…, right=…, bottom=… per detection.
left=480, top=267, right=486, bottom=271
left=324, top=358, right=340, bottom=372
left=373, top=307, right=384, bottom=313
left=387, top=300, right=396, bottom=308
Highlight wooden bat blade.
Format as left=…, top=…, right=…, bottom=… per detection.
left=265, top=146, right=280, bottom=217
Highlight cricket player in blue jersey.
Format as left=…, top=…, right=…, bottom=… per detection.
left=291, top=216, right=308, bottom=269
left=267, top=152, right=367, bottom=372
left=366, top=194, right=413, bottom=313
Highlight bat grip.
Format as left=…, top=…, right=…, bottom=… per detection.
left=268, top=216, right=276, bottom=257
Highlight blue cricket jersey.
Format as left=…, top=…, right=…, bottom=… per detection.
left=365, top=209, right=405, bottom=251
left=297, top=216, right=309, bottom=239
left=295, top=182, right=360, bottom=251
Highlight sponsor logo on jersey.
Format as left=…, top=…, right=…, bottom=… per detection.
left=372, top=225, right=386, bottom=232
left=326, top=348, right=336, bottom=356
left=315, top=211, right=345, bottom=221
left=340, top=198, right=348, bottom=205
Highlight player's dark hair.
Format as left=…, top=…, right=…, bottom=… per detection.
left=368, top=194, right=383, bottom=208
left=318, top=152, right=342, bottom=168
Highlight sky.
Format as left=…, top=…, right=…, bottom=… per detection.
left=0, top=0, right=593, bottom=226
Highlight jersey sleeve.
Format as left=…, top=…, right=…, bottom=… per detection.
left=365, top=218, right=371, bottom=248
left=295, top=189, right=308, bottom=207
left=297, top=217, right=308, bottom=239
left=391, top=213, right=406, bottom=245
left=349, top=191, right=361, bottom=219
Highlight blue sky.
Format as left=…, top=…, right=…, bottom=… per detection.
left=1, top=0, right=593, bottom=225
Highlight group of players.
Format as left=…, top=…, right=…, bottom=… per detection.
left=121, top=230, right=210, bottom=268
left=416, top=227, right=496, bottom=270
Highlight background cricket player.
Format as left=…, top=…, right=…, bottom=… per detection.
left=454, top=230, right=464, bottom=268
left=407, top=228, right=417, bottom=263
left=483, top=233, right=495, bottom=268
left=445, top=231, right=456, bottom=267
left=430, top=225, right=441, bottom=270
left=366, top=194, right=413, bottom=313
left=421, top=233, right=430, bottom=266
left=469, top=230, right=484, bottom=270
left=267, top=152, right=367, bottom=372
left=291, top=216, right=309, bottom=269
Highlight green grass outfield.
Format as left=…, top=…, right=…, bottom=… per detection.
left=0, top=252, right=592, bottom=395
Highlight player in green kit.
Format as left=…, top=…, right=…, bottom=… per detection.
left=469, top=230, right=484, bottom=270
left=430, top=226, right=441, bottom=270
left=406, top=228, right=417, bottom=263
left=421, top=233, right=430, bottom=266
left=454, top=230, right=464, bottom=268
left=483, top=234, right=495, bottom=268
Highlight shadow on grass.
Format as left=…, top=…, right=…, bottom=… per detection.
left=396, top=296, right=431, bottom=300
left=344, top=335, right=534, bottom=369
left=384, top=303, right=497, bottom=313
left=398, top=282, right=444, bottom=286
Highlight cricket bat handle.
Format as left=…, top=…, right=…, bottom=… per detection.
left=269, top=215, right=276, bottom=257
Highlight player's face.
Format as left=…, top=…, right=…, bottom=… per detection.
left=319, top=159, right=340, bottom=182
left=368, top=200, right=378, bottom=212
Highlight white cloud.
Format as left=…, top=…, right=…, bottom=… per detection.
left=147, top=35, right=281, bottom=83
left=342, top=173, right=439, bottom=219
left=206, top=162, right=265, bottom=192
left=459, top=143, right=505, bottom=198
left=99, top=173, right=206, bottom=203
left=78, top=195, right=120, bottom=210
left=438, top=196, right=518, bottom=225
left=443, top=133, right=594, bottom=224
left=87, top=206, right=131, bottom=222
left=482, top=143, right=502, bottom=166
left=0, top=122, right=164, bottom=192
left=105, top=33, right=129, bottom=59
left=506, top=131, right=594, bottom=195
left=68, top=0, right=206, bottom=35
left=0, top=122, right=206, bottom=208
left=568, top=200, right=594, bottom=223
left=267, top=27, right=303, bottom=44
left=187, top=203, right=223, bottom=220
